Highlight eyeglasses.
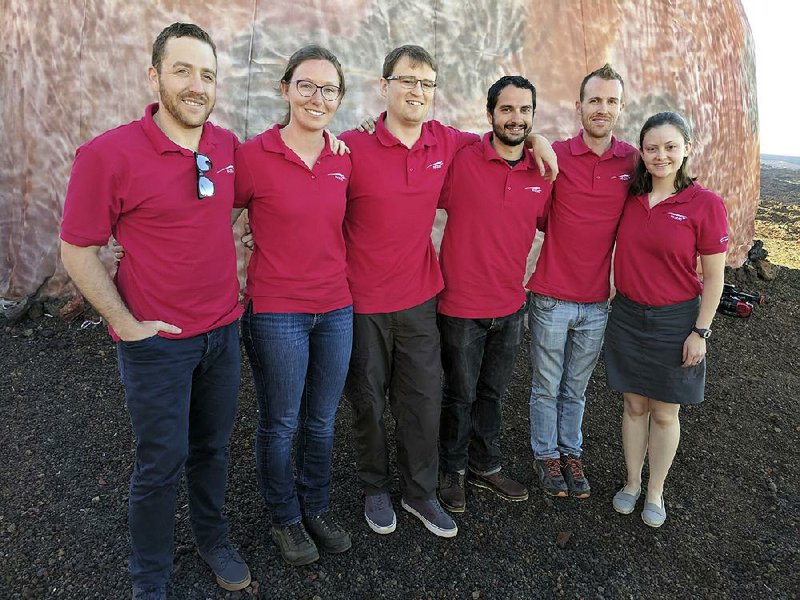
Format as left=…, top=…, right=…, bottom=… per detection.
left=292, top=79, right=341, bottom=102
left=195, top=153, right=215, bottom=200
left=385, top=75, right=437, bottom=92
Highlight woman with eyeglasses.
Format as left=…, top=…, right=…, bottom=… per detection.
left=232, top=46, right=352, bottom=566
left=603, top=111, right=728, bottom=528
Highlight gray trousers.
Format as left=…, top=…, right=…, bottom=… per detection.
left=345, top=297, right=442, bottom=500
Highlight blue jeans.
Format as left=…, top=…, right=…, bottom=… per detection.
left=528, top=294, right=609, bottom=459
left=241, top=304, right=353, bottom=526
left=116, top=321, right=240, bottom=589
left=438, top=304, right=526, bottom=474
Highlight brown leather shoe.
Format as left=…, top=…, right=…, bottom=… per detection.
left=468, top=469, right=529, bottom=501
left=438, top=471, right=466, bottom=513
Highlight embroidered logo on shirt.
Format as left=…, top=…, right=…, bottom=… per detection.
left=427, top=160, right=444, bottom=170
left=720, top=235, right=729, bottom=243
left=524, top=186, right=542, bottom=193
left=216, top=165, right=234, bottom=174
left=611, top=173, right=631, bottom=181
left=328, top=172, right=347, bottom=182
left=667, top=212, right=688, bottom=221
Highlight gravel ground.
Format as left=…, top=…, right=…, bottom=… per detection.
left=2, top=167, right=799, bottom=599
left=1, top=264, right=798, bottom=600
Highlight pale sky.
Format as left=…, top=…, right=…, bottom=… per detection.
left=741, top=0, right=799, bottom=157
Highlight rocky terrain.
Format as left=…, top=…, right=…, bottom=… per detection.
left=1, top=167, right=797, bottom=599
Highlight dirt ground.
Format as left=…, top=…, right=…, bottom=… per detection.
left=755, top=165, right=800, bottom=268
left=1, top=168, right=798, bottom=599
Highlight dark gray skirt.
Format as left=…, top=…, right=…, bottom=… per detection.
left=603, top=294, right=705, bottom=405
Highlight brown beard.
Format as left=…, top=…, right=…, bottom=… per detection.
left=158, top=82, right=214, bottom=129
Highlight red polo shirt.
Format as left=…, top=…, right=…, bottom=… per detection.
left=437, top=133, right=552, bottom=318
left=339, top=114, right=479, bottom=314
left=527, top=131, right=637, bottom=302
left=60, top=103, right=242, bottom=341
left=614, top=183, right=729, bottom=306
left=234, top=124, right=352, bottom=313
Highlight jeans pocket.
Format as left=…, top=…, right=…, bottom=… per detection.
left=120, top=334, right=160, bottom=349
left=594, top=300, right=611, bottom=314
left=533, top=294, right=558, bottom=311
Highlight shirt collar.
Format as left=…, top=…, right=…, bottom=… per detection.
left=638, top=182, right=698, bottom=208
left=260, top=123, right=334, bottom=163
left=480, top=132, right=535, bottom=169
left=569, top=129, right=628, bottom=159
left=141, top=102, right=217, bottom=155
left=375, top=112, right=438, bottom=149
left=662, top=183, right=698, bottom=204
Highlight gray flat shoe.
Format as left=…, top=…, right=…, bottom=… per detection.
left=612, top=488, right=641, bottom=515
left=641, top=495, right=667, bottom=528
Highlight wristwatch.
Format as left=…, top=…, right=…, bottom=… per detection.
left=692, top=326, right=712, bottom=339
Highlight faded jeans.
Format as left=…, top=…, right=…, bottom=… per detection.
left=528, top=294, right=609, bottom=459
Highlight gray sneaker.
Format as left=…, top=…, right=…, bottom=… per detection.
left=401, top=497, right=458, bottom=538
left=132, top=584, right=166, bottom=600
left=364, top=493, right=397, bottom=534
left=198, top=540, right=251, bottom=591
left=271, top=522, right=320, bottom=566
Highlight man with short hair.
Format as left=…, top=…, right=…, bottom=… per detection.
left=340, top=45, right=480, bottom=539
left=526, top=64, right=638, bottom=499
left=60, top=23, right=250, bottom=599
left=436, top=76, right=553, bottom=513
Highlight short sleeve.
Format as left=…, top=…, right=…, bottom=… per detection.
left=437, top=156, right=457, bottom=210
left=537, top=188, right=553, bottom=232
left=233, top=144, right=255, bottom=209
left=697, top=191, right=729, bottom=255
left=60, top=143, right=122, bottom=247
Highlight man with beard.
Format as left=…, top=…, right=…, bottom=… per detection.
left=60, top=23, right=250, bottom=599
left=436, top=76, right=552, bottom=513
left=341, top=48, right=556, bottom=539
left=526, top=64, right=637, bottom=499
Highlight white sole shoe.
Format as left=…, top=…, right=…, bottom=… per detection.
left=401, top=498, right=458, bottom=538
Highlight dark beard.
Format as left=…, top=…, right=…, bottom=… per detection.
left=493, top=122, right=531, bottom=147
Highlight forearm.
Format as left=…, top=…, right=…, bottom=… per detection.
left=231, top=207, right=245, bottom=226
left=696, top=253, right=726, bottom=328
left=60, top=240, right=138, bottom=334
left=526, top=133, right=558, bottom=180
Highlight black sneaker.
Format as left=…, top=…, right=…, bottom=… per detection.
left=561, top=454, right=591, bottom=498
left=438, top=471, right=466, bottom=513
left=535, top=457, right=568, bottom=497
left=303, top=514, right=352, bottom=553
left=198, top=540, right=251, bottom=591
left=271, top=522, right=319, bottom=566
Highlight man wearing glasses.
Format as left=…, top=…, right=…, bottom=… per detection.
left=340, top=46, right=479, bottom=538
left=60, top=23, right=249, bottom=599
